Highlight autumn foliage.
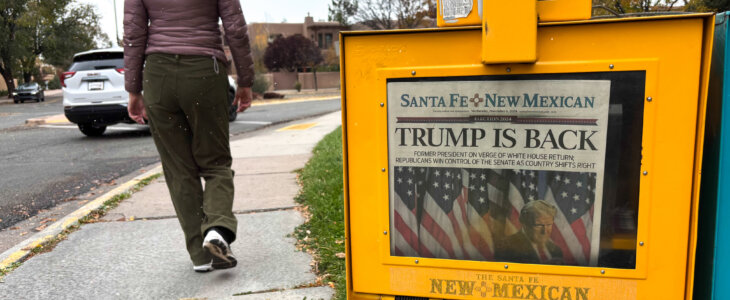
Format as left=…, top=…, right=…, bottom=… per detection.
left=263, top=35, right=324, bottom=72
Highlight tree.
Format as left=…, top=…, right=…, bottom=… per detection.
left=0, top=0, right=26, bottom=95
left=329, top=0, right=359, bottom=26
left=700, top=0, right=728, bottom=11
left=395, top=0, right=426, bottom=29
left=356, top=0, right=395, bottom=29
left=263, top=35, right=324, bottom=90
left=355, top=0, right=431, bottom=29
left=290, top=35, right=324, bottom=90
left=248, top=24, right=270, bottom=73
left=592, top=0, right=709, bottom=15
left=422, top=0, right=436, bottom=19
left=264, top=35, right=323, bottom=72
left=41, top=2, right=109, bottom=68
left=0, top=0, right=106, bottom=96
left=263, top=36, right=293, bottom=72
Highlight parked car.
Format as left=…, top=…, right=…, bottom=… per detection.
left=63, top=48, right=239, bottom=136
left=13, top=82, right=44, bottom=103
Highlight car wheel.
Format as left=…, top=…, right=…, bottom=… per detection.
left=13, top=99, right=18, bottom=104
left=78, top=123, right=107, bottom=137
left=228, top=89, right=237, bottom=122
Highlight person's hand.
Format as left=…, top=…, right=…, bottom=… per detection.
left=128, top=92, right=147, bottom=124
left=233, top=87, right=252, bottom=113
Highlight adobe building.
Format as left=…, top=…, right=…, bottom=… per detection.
left=250, top=15, right=344, bottom=53
left=221, top=15, right=346, bottom=91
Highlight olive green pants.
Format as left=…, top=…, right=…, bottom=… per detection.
left=143, top=53, right=236, bottom=265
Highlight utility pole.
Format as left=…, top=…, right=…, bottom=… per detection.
left=113, top=0, right=120, bottom=46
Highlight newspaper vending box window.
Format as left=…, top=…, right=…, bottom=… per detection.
left=388, top=72, right=645, bottom=270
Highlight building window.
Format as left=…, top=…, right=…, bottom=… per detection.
left=325, top=33, right=333, bottom=49
left=318, top=33, right=324, bottom=48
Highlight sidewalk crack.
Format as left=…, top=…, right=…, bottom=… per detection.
left=231, top=282, right=327, bottom=297
left=233, top=206, right=296, bottom=215
left=234, top=171, right=293, bottom=177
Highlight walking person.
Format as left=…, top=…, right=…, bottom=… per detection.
left=123, top=0, right=254, bottom=272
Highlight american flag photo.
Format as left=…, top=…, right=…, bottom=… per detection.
left=391, top=166, right=598, bottom=266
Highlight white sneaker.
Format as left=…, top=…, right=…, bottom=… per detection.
left=193, top=261, right=213, bottom=273
left=202, top=229, right=237, bottom=269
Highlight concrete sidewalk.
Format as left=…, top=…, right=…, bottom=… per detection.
left=0, top=111, right=342, bottom=299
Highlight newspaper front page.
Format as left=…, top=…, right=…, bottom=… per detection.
left=388, top=78, right=610, bottom=266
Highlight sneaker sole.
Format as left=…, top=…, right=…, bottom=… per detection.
left=204, top=239, right=237, bottom=269
left=194, top=268, right=213, bottom=273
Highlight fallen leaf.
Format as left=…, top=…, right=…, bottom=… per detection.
left=19, top=232, right=28, bottom=236
left=129, top=216, right=135, bottom=221
left=39, top=218, right=57, bottom=224
left=0, top=218, right=3, bottom=222
left=335, top=252, right=346, bottom=259
left=90, top=187, right=96, bottom=191
left=328, top=282, right=335, bottom=288
left=9, top=226, right=20, bottom=230
left=335, top=240, right=343, bottom=244
left=34, top=224, right=47, bottom=231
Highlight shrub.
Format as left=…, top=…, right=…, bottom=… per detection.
left=252, top=73, right=269, bottom=94
left=0, top=90, right=7, bottom=97
left=47, top=75, right=62, bottom=90
left=294, top=81, right=302, bottom=92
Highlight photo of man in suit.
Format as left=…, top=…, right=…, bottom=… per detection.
left=495, top=200, right=564, bottom=265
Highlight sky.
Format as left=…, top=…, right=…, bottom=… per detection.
left=78, top=0, right=332, bottom=46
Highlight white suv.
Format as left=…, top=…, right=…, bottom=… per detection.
left=63, top=48, right=240, bottom=136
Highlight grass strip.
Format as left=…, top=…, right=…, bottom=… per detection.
left=0, top=173, right=161, bottom=281
left=294, top=126, right=346, bottom=300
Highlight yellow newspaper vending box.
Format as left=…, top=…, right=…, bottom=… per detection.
left=340, top=2, right=713, bottom=299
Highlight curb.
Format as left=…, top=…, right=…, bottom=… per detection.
left=0, top=165, right=163, bottom=270
left=24, top=118, right=47, bottom=126
left=252, top=95, right=340, bottom=107
left=25, top=114, right=69, bottom=126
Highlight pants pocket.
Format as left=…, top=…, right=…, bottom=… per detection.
left=180, top=71, right=228, bottom=110
left=142, top=65, right=166, bottom=107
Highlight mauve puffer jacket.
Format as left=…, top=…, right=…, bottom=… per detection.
left=123, top=0, right=254, bottom=93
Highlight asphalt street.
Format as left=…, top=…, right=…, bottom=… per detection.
left=0, top=93, right=341, bottom=230
left=0, top=94, right=62, bottom=131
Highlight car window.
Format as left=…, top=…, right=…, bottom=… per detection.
left=69, top=52, right=124, bottom=72
left=18, top=83, right=38, bottom=90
